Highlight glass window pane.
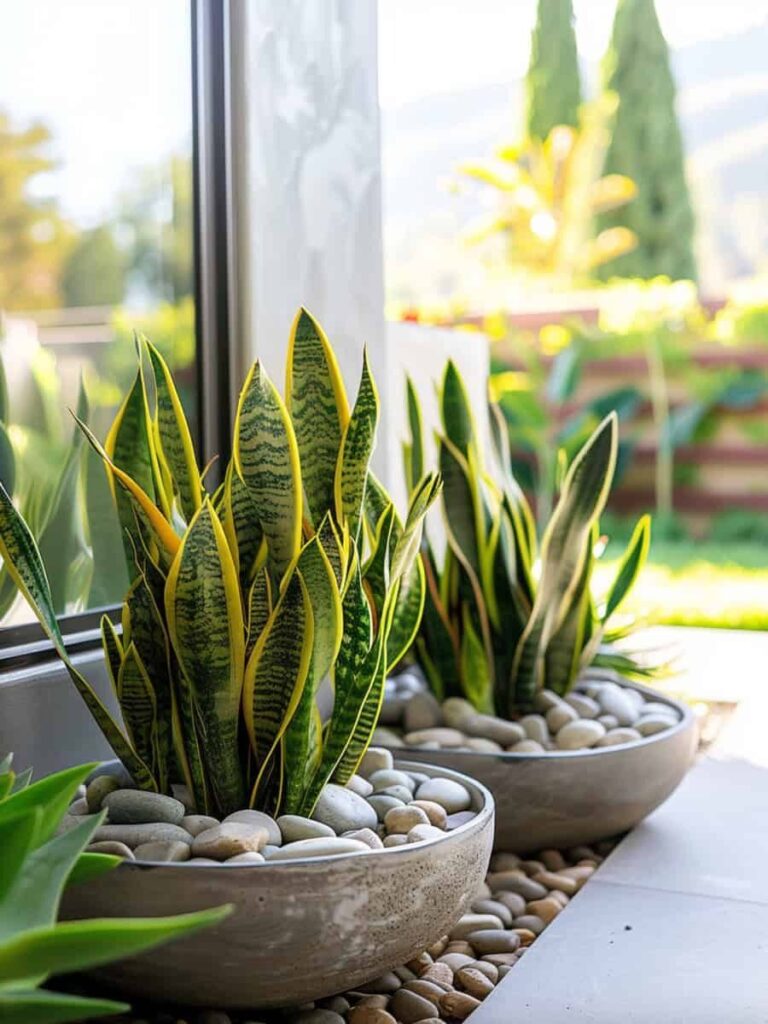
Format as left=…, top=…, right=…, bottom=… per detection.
left=0, top=0, right=195, bottom=630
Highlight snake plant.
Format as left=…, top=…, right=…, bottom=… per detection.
left=0, top=309, right=440, bottom=818
left=0, top=753, right=228, bottom=1024
left=405, top=360, right=651, bottom=717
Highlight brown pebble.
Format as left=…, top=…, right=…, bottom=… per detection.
left=403, top=979, right=444, bottom=1007
left=405, top=952, right=433, bottom=974
left=466, top=929, right=521, bottom=955
left=514, top=914, right=545, bottom=935
left=468, top=960, right=498, bottom=982
left=357, top=972, right=401, bottom=994
left=437, top=952, right=475, bottom=972
left=354, top=995, right=390, bottom=1009
left=513, top=928, right=538, bottom=946
left=482, top=952, right=520, bottom=966
left=444, top=940, right=475, bottom=956
left=421, top=962, right=454, bottom=986
left=540, top=848, right=567, bottom=871
left=577, top=857, right=600, bottom=869
left=439, top=991, right=481, bottom=1019
left=394, top=966, right=417, bottom=984
left=526, top=896, right=563, bottom=924
left=497, top=963, right=514, bottom=978
left=489, top=851, right=520, bottom=871
left=389, top=988, right=437, bottom=1023
left=426, top=938, right=448, bottom=959
left=455, top=966, right=495, bottom=999
left=560, top=865, right=595, bottom=886
left=86, top=840, right=134, bottom=859
left=408, top=799, right=448, bottom=828
left=488, top=873, right=547, bottom=901
left=568, top=845, right=598, bottom=861
left=531, top=870, right=578, bottom=895
left=347, top=1006, right=396, bottom=1024
left=519, top=859, right=546, bottom=875
left=494, top=891, right=526, bottom=917
left=549, top=889, right=569, bottom=908
left=471, top=898, right=513, bottom=927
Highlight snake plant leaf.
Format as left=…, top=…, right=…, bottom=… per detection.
left=0, top=907, right=232, bottom=990
left=385, top=557, right=425, bottom=672
left=286, top=308, right=349, bottom=528
left=0, top=355, right=8, bottom=427
left=603, top=514, right=651, bottom=623
left=100, top=615, right=123, bottom=699
left=405, top=376, right=425, bottom=492
left=0, top=988, right=128, bottom=1024
left=283, top=537, right=343, bottom=812
left=418, top=552, right=461, bottom=699
left=316, top=509, right=346, bottom=587
left=299, top=559, right=373, bottom=814
left=0, top=486, right=154, bottom=789
left=144, top=337, right=202, bottom=522
left=165, top=500, right=245, bottom=816
left=544, top=526, right=597, bottom=696
left=390, top=472, right=442, bottom=584
left=335, top=349, right=379, bottom=543
left=460, top=604, right=494, bottom=712
left=362, top=502, right=396, bottom=617
left=438, top=436, right=481, bottom=576
left=235, top=362, right=302, bottom=578
left=85, top=444, right=128, bottom=608
left=363, top=470, right=392, bottom=533
left=245, top=567, right=272, bottom=661
left=243, top=568, right=313, bottom=807
left=74, top=415, right=180, bottom=567
left=511, top=413, right=618, bottom=707
left=117, top=644, right=159, bottom=782
left=441, top=360, right=476, bottom=457
left=0, top=423, right=14, bottom=498
left=220, top=462, right=265, bottom=591
left=136, top=349, right=173, bottom=521
left=490, top=402, right=537, bottom=561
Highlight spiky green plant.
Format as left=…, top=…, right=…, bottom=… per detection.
left=0, top=309, right=440, bottom=818
left=0, top=753, right=228, bottom=1024
left=404, top=360, right=651, bottom=716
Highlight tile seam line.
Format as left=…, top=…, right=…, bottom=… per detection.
left=588, top=875, right=768, bottom=909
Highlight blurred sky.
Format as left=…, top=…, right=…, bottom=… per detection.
left=378, top=0, right=768, bottom=107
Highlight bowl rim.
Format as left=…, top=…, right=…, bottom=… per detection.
left=386, top=679, right=696, bottom=762
left=109, top=758, right=495, bottom=872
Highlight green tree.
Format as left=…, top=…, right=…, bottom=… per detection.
left=0, top=112, right=73, bottom=310
left=525, top=0, right=582, bottom=142
left=61, top=225, right=125, bottom=306
left=595, top=0, right=696, bottom=281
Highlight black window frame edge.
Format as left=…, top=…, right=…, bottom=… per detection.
left=0, top=0, right=236, bottom=667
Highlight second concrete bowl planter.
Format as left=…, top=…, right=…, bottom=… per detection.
left=61, top=760, right=494, bottom=1009
left=383, top=684, right=697, bottom=853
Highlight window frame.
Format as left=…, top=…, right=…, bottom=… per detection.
left=0, top=0, right=236, bottom=663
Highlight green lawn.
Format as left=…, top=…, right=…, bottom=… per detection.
left=595, top=540, right=768, bottom=631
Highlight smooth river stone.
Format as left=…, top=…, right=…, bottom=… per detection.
left=191, top=823, right=269, bottom=860
left=519, top=714, right=550, bottom=746
left=466, top=929, right=521, bottom=955
left=441, top=696, right=476, bottom=729
left=641, top=701, right=679, bottom=718
left=368, top=795, right=406, bottom=821
left=359, top=747, right=394, bottom=777
left=545, top=702, right=579, bottom=733
left=375, top=784, right=415, bottom=804
left=86, top=840, right=134, bottom=859
left=368, top=769, right=416, bottom=792
left=346, top=774, right=374, bottom=798
left=85, top=775, right=120, bottom=812
left=564, top=693, right=600, bottom=719
left=406, top=823, right=445, bottom=843
left=597, top=683, right=639, bottom=726
left=465, top=737, right=503, bottom=753
left=266, top=837, right=371, bottom=860
left=133, top=840, right=190, bottom=862
left=226, top=851, right=265, bottom=864
left=385, top=804, right=430, bottom=835
left=450, top=913, right=505, bottom=939
left=182, top=815, right=220, bottom=837
left=532, top=689, right=561, bottom=712
left=471, top=898, right=513, bottom=927
left=464, top=714, right=525, bottom=746
left=224, top=809, right=282, bottom=846
left=415, top=778, right=471, bottom=813
left=276, top=815, right=335, bottom=842
left=409, top=799, right=448, bottom=828
left=405, top=727, right=466, bottom=748
left=403, top=690, right=443, bottom=732
left=508, top=739, right=544, bottom=753
left=636, top=713, right=676, bottom=736
left=555, top=719, right=606, bottom=750
left=312, top=784, right=378, bottom=833
left=596, top=727, right=643, bottom=747
left=342, top=827, right=384, bottom=850
left=102, top=790, right=186, bottom=826
left=93, top=823, right=193, bottom=848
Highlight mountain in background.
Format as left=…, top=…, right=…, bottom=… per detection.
left=381, top=18, right=768, bottom=304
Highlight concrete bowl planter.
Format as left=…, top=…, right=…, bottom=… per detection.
left=61, top=760, right=494, bottom=1010
left=382, top=683, right=697, bottom=853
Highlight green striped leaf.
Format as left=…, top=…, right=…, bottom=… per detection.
left=603, top=514, right=651, bottom=623
left=245, top=567, right=272, bottom=661
left=363, top=470, right=392, bottom=533
left=544, top=526, right=596, bottom=696
left=282, top=537, right=343, bottom=812
left=316, top=510, right=346, bottom=587
left=511, top=413, right=618, bottom=708
left=286, top=308, right=349, bottom=528
left=362, top=502, right=396, bottom=616
left=441, top=360, right=475, bottom=457
left=490, top=401, right=537, bottom=561
left=117, top=644, right=159, bottom=779
left=460, top=604, right=494, bottom=713
left=390, top=472, right=442, bottom=584
left=405, top=376, right=425, bottom=492
left=438, top=436, right=481, bottom=576
left=86, top=442, right=128, bottom=608
left=145, top=337, right=202, bottom=522
left=0, top=484, right=154, bottom=790
left=0, top=422, right=15, bottom=499
left=165, top=500, right=245, bottom=816
left=335, top=350, right=379, bottom=542
left=220, top=461, right=265, bottom=591
left=243, top=568, right=313, bottom=808
left=234, top=363, right=302, bottom=578
left=100, top=615, right=123, bottom=700
left=299, top=559, right=373, bottom=814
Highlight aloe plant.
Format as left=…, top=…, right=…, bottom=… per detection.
left=405, top=360, right=651, bottom=717
left=0, top=309, right=440, bottom=818
left=0, top=753, right=228, bottom=1024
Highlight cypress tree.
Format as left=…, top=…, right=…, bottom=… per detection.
left=525, top=0, right=582, bottom=142
left=596, top=0, right=697, bottom=281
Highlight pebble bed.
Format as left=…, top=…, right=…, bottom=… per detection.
left=62, top=750, right=479, bottom=865
left=80, top=837, right=616, bottom=1024
left=375, top=672, right=681, bottom=754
